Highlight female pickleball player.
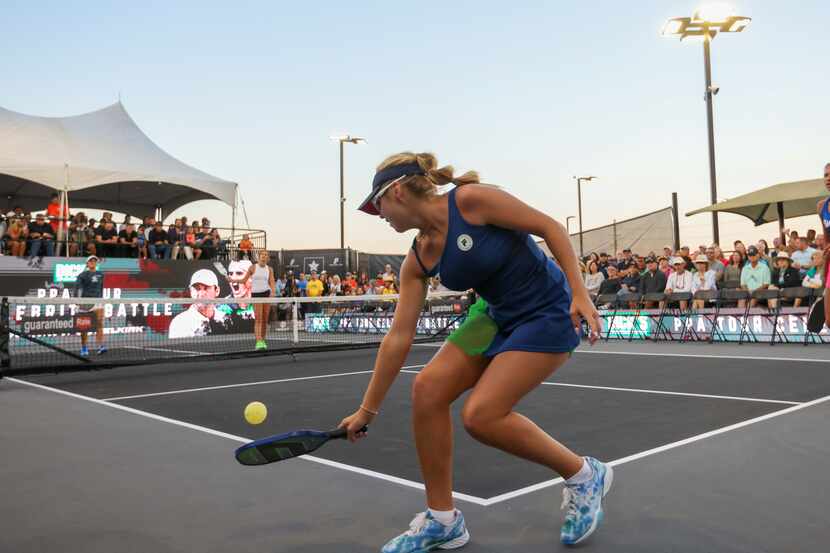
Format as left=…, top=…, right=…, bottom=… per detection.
left=338, top=152, right=608, bottom=551
left=232, top=250, right=276, bottom=350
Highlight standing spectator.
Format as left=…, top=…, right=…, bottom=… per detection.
left=382, top=264, right=396, bottom=284
left=238, top=234, right=253, bottom=260
left=724, top=252, right=743, bottom=284
left=640, top=257, right=667, bottom=308
left=662, top=245, right=673, bottom=260
left=769, top=252, right=803, bottom=308
left=27, top=213, right=55, bottom=260
left=664, top=257, right=693, bottom=310
left=329, top=274, right=343, bottom=296
left=705, top=246, right=725, bottom=282
left=691, top=255, right=717, bottom=309
left=790, top=237, right=817, bottom=276
left=46, top=193, right=69, bottom=254
left=199, top=228, right=217, bottom=260
left=615, top=248, right=633, bottom=271
left=806, top=228, right=817, bottom=247
left=306, top=270, right=324, bottom=298
left=148, top=221, right=170, bottom=259
left=739, top=246, right=771, bottom=308
left=95, top=221, right=119, bottom=257
left=733, top=240, right=748, bottom=262
left=584, top=261, right=604, bottom=299
left=296, top=272, right=308, bottom=296
left=117, top=223, right=139, bottom=258
left=712, top=244, right=727, bottom=266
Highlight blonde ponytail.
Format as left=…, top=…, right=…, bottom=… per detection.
left=376, top=151, right=481, bottom=199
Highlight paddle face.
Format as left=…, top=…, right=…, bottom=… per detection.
left=235, top=426, right=364, bottom=466
left=807, top=297, right=826, bottom=333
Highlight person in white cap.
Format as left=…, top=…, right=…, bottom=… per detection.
left=168, top=269, right=227, bottom=338
left=769, top=251, right=803, bottom=309
left=664, top=256, right=693, bottom=310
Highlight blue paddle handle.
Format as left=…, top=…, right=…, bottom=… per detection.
left=329, top=425, right=368, bottom=439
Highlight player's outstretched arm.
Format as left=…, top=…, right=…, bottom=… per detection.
left=339, top=252, right=428, bottom=441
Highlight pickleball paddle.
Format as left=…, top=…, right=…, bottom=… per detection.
left=235, top=426, right=368, bottom=466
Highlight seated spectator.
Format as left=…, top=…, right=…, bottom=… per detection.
left=238, top=234, right=253, bottom=260
left=739, top=246, right=771, bottom=308
left=691, top=255, right=717, bottom=309
left=28, top=213, right=55, bottom=259
left=382, top=264, right=397, bottom=284
left=802, top=251, right=825, bottom=291
left=664, top=257, right=693, bottom=310
left=185, top=223, right=202, bottom=259
left=199, top=227, right=217, bottom=260
left=806, top=228, right=817, bottom=247
left=769, top=252, right=803, bottom=308
left=4, top=217, right=27, bottom=256
left=597, top=252, right=610, bottom=277
left=117, top=223, right=139, bottom=258
left=705, top=246, right=725, bottom=282
left=661, top=245, right=673, bottom=260
left=657, top=256, right=671, bottom=278
left=147, top=221, right=170, bottom=259
left=790, top=237, right=817, bottom=276
left=678, top=246, right=694, bottom=272
left=95, top=221, right=119, bottom=258
left=329, top=274, right=343, bottom=296
left=724, top=252, right=743, bottom=283
left=640, top=257, right=667, bottom=308
left=756, top=239, right=772, bottom=267
left=596, top=265, right=622, bottom=302
left=167, top=218, right=185, bottom=259
left=45, top=193, right=69, bottom=254
left=584, top=261, right=604, bottom=299
left=620, top=262, right=641, bottom=293
left=136, top=225, right=147, bottom=259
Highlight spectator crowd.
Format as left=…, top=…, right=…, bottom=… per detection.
left=581, top=229, right=827, bottom=310
left=0, top=194, right=261, bottom=263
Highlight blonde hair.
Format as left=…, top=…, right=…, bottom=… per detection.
left=376, top=152, right=480, bottom=199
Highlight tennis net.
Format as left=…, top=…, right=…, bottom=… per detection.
left=1, top=291, right=472, bottom=376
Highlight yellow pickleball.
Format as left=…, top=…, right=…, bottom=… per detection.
left=244, top=401, right=267, bottom=425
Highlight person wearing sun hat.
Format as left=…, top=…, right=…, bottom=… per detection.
left=691, top=255, right=717, bottom=309
left=768, top=251, right=803, bottom=308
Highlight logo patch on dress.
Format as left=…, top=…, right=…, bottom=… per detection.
left=457, top=234, right=473, bottom=252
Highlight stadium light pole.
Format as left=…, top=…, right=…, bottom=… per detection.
left=330, top=135, right=366, bottom=249
left=573, top=176, right=597, bottom=258
left=662, top=4, right=751, bottom=245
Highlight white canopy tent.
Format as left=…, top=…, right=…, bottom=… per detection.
left=0, top=102, right=237, bottom=219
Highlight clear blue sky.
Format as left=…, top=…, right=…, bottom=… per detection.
left=3, top=0, right=827, bottom=253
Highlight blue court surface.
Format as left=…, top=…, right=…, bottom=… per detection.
left=1, top=341, right=828, bottom=552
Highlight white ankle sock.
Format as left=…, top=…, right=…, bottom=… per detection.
left=428, top=508, right=456, bottom=525
left=565, top=458, right=593, bottom=485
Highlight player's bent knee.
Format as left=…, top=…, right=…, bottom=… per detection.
left=411, top=370, right=450, bottom=411
left=460, top=402, right=492, bottom=439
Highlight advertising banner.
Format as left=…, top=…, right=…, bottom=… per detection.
left=600, top=308, right=829, bottom=342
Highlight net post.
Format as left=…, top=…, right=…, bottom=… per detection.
left=292, top=300, right=299, bottom=344
left=0, top=297, right=10, bottom=377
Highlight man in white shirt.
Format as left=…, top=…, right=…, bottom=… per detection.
left=169, top=269, right=227, bottom=338
left=664, top=257, right=693, bottom=310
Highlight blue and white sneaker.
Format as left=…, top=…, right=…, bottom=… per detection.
left=80, top=346, right=89, bottom=357
left=381, top=510, right=469, bottom=552
left=97, top=345, right=108, bottom=355
left=560, top=457, right=613, bottom=545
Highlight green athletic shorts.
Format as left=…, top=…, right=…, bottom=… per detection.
left=447, top=297, right=498, bottom=356
left=447, top=296, right=576, bottom=358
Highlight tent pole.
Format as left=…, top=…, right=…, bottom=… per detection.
left=232, top=184, right=237, bottom=254
left=777, top=201, right=785, bottom=246
left=61, top=164, right=69, bottom=258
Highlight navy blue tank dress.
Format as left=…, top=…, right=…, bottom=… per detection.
left=413, top=188, right=580, bottom=356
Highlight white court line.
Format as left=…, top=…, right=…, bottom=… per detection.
left=539, top=382, right=800, bottom=405
left=103, top=364, right=427, bottom=402
left=408, top=342, right=830, bottom=364
left=122, top=345, right=208, bottom=356
left=397, top=370, right=799, bottom=406
left=7, top=377, right=488, bottom=506
left=481, top=393, right=830, bottom=506
left=574, top=349, right=830, bottom=364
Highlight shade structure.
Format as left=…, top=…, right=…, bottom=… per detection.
left=0, top=102, right=237, bottom=218
left=685, top=178, right=825, bottom=226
